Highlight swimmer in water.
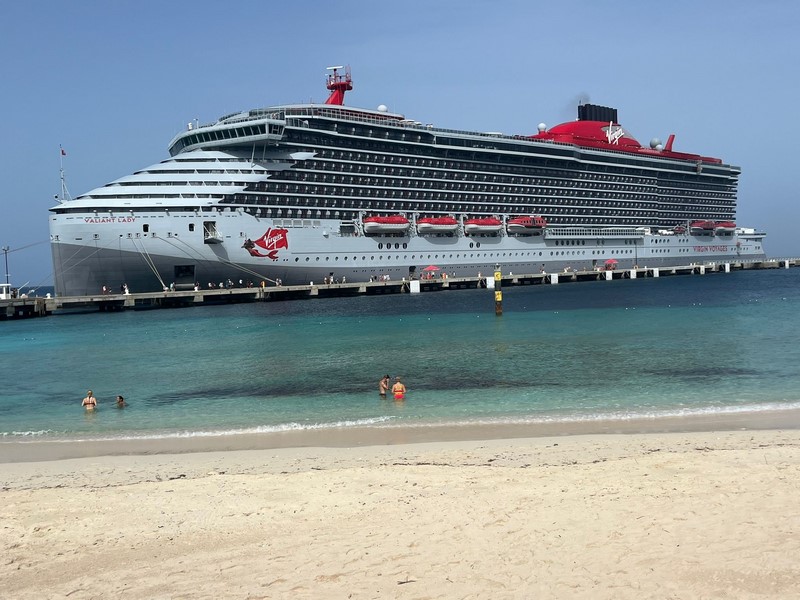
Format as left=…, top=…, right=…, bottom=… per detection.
left=391, top=377, right=406, bottom=401
left=379, top=374, right=390, bottom=398
left=81, top=390, right=97, bottom=410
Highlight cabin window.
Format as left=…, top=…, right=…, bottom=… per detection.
left=142, top=224, right=149, bottom=233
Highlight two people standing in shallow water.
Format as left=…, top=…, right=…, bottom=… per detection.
left=378, top=375, right=407, bottom=401
left=81, top=391, right=127, bottom=409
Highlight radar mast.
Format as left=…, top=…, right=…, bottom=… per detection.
left=57, top=145, right=71, bottom=203
left=324, top=65, right=352, bottom=105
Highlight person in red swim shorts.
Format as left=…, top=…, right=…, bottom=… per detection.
left=392, top=376, right=406, bottom=401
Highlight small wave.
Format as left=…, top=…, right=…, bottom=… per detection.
left=163, top=415, right=397, bottom=439
left=368, top=401, right=800, bottom=429
left=1, top=416, right=396, bottom=443
left=1, top=429, right=55, bottom=437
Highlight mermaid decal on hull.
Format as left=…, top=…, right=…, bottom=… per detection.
left=243, top=227, right=289, bottom=260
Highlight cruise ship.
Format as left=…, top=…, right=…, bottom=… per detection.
left=49, top=67, right=766, bottom=295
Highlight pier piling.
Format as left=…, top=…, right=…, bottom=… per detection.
left=494, top=263, right=503, bottom=316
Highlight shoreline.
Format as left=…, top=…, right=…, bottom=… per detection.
left=3, top=406, right=799, bottom=463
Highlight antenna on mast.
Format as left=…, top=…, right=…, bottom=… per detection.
left=57, top=145, right=72, bottom=203
left=324, top=65, right=352, bottom=105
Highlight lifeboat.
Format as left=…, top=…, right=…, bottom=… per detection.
left=507, top=215, right=547, bottom=235
left=363, top=215, right=410, bottom=235
left=689, top=220, right=716, bottom=235
left=417, top=216, right=459, bottom=234
left=672, top=225, right=686, bottom=234
left=464, top=217, right=503, bottom=235
left=714, top=220, right=736, bottom=235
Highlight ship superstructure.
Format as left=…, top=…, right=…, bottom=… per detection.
left=49, top=67, right=766, bottom=295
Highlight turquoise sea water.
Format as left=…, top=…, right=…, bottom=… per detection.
left=2, top=269, right=800, bottom=441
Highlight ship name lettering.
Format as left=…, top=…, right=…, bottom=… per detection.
left=83, top=216, right=137, bottom=224
left=693, top=245, right=729, bottom=252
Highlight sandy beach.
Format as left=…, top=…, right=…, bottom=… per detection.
left=2, top=426, right=800, bottom=599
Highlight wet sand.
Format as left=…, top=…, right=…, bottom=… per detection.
left=2, top=406, right=799, bottom=463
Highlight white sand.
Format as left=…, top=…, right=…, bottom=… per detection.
left=2, top=429, right=799, bottom=599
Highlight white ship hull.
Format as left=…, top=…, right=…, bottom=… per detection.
left=50, top=209, right=767, bottom=295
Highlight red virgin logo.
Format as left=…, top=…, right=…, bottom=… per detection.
left=243, top=228, right=288, bottom=260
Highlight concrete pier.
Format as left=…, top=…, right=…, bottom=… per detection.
left=1, top=258, right=797, bottom=320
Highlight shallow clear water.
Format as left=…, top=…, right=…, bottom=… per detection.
left=2, top=269, right=799, bottom=441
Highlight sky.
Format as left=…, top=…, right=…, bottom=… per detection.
left=1, top=0, right=798, bottom=287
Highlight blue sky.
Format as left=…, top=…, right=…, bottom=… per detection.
left=1, top=0, right=798, bottom=287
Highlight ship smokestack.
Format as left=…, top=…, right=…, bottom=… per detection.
left=578, top=103, right=618, bottom=123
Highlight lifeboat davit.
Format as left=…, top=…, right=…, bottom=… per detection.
left=464, top=217, right=503, bottom=235
left=363, top=215, right=411, bottom=235
left=714, top=220, right=736, bottom=235
left=690, top=220, right=716, bottom=235
left=507, top=215, right=547, bottom=235
left=417, top=216, right=459, bottom=234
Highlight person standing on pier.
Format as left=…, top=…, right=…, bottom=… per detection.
left=81, top=390, right=97, bottom=410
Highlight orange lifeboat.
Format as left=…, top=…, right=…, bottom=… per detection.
left=507, top=215, right=547, bottom=235
left=417, top=216, right=459, bottom=234
left=714, top=220, right=736, bottom=235
left=690, top=220, right=716, bottom=235
left=464, top=217, right=503, bottom=235
left=363, top=215, right=410, bottom=235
